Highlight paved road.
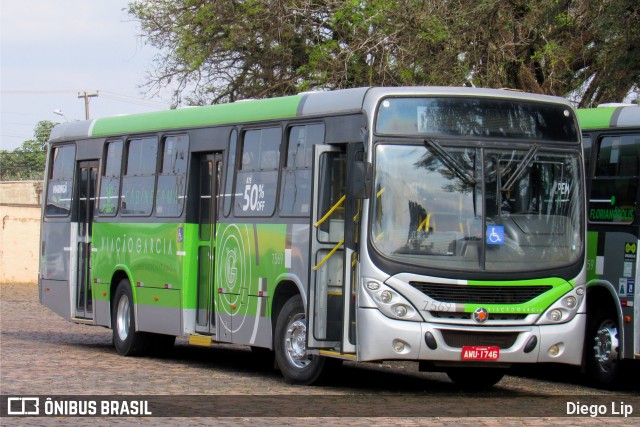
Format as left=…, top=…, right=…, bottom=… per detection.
left=1, top=283, right=637, bottom=425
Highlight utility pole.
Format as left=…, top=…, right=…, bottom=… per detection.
left=78, top=91, right=99, bottom=119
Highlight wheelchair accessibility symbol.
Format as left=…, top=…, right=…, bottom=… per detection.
left=486, top=226, right=505, bottom=245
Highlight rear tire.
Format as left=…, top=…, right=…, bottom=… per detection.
left=274, top=295, right=326, bottom=385
left=112, top=279, right=150, bottom=356
left=446, top=367, right=505, bottom=390
left=586, top=306, right=623, bottom=388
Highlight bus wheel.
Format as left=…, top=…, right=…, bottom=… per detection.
left=586, top=307, right=621, bottom=387
left=446, top=368, right=505, bottom=390
left=274, top=295, right=326, bottom=385
left=112, top=279, right=149, bottom=356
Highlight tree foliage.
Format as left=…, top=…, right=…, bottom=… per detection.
left=0, top=120, right=55, bottom=181
left=129, top=0, right=639, bottom=107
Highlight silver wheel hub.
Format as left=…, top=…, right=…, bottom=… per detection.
left=593, top=320, right=619, bottom=372
left=116, top=295, right=130, bottom=342
left=285, top=314, right=312, bottom=369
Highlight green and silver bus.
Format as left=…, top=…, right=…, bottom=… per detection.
left=39, top=87, right=586, bottom=388
left=578, top=105, right=640, bottom=387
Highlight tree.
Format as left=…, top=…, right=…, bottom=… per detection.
left=450, top=0, right=640, bottom=107
left=0, top=120, right=56, bottom=181
left=128, top=0, right=640, bottom=106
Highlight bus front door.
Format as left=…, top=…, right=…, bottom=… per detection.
left=74, top=160, right=98, bottom=320
left=195, top=153, right=223, bottom=335
left=308, top=145, right=355, bottom=353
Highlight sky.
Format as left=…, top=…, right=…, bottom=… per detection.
left=1, top=0, right=172, bottom=151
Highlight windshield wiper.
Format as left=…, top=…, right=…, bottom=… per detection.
left=424, top=138, right=476, bottom=186
left=501, top=144, right=539, bottom=192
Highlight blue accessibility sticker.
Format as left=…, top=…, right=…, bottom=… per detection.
left=486, top=226, right=504, bottom=245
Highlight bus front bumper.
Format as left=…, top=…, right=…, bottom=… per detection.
left=356, top=307, right=585, bottom=366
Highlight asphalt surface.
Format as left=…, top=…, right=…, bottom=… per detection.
left=1, top=283, right=638, bottom=425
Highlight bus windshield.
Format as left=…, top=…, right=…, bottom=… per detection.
left=371, top=143, right=583, bottom=273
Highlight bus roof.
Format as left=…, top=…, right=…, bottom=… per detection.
left=577, top=105, right=640, bottom=130
left=49, top=88, right=370, bottom=142
left=49, top=86, right=574, bottom=142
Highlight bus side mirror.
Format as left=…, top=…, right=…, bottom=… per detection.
left=351, top=160, right=372, bottom=199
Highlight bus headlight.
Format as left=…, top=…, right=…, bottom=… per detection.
left=380, top=290, right=393, bottom=304
left=548, top=309, right=562, bottom=322
left=563, top=296, right=577, bottom=309
left=366, top=281, right=380, bottom=291
left=393, top=304, right=408, bottom=318
left=362, top=280, right=423, bottom=322
left=537, top=285, right=585, bottom=325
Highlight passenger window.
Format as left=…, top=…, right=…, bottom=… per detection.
left=45, top=144, right=76, bottom=217
left=121, top=137, right=158, bottom=216
left=156, top=135, right=188, bottom=217
left=235, top=128, right=281, bottom=216
left=98, top=140, right=123, bottom=216
left=590, top=134, right=639, bottom=224
left=280, top=124, right=323, bottom=216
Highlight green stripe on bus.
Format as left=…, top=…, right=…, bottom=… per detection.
left=464, top=277, right=573, bottom=314
left=90, top=95, right=305, bottom=137
left=576, top=107, right=616, bottom=130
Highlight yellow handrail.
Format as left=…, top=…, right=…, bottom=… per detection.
left=417, top=213, right=431, bottom=232
left=314, top=195, right=345, bottom=228
left=312, top=239, right=344, bottom=271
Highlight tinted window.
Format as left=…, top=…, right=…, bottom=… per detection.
left=45, top=144, right=76, bottom=216
left=240, top=127, right=281, bottom=171
left=280, top=124, right=323, bottom=216
left=156, top=135, right=188, bottom=217
left=121, top=137, right=158, bottom=216
left=589, top=134, right=639, bottom=224
left=98, top=140, right=122, bottom=216
left=235, top=128, right=281, bottom=216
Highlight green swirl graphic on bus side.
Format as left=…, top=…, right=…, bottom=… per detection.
left=216, top=223, right=253, bottom=333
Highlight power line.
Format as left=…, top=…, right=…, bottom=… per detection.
left=0, top=90, right=79, bottom=95
left=1, top=89, right=169, bottom=109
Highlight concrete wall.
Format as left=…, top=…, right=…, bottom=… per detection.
left=0, top=181, right=43, bottom=284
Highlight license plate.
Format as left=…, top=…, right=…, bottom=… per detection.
left=461, top=346, right=500, bottom=361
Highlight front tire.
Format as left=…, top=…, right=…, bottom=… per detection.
left=274, top=295, right=326, bottom=385
left=112, top=279, right=150, bottom=356
left=586, top=306, right=622, bottom=388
